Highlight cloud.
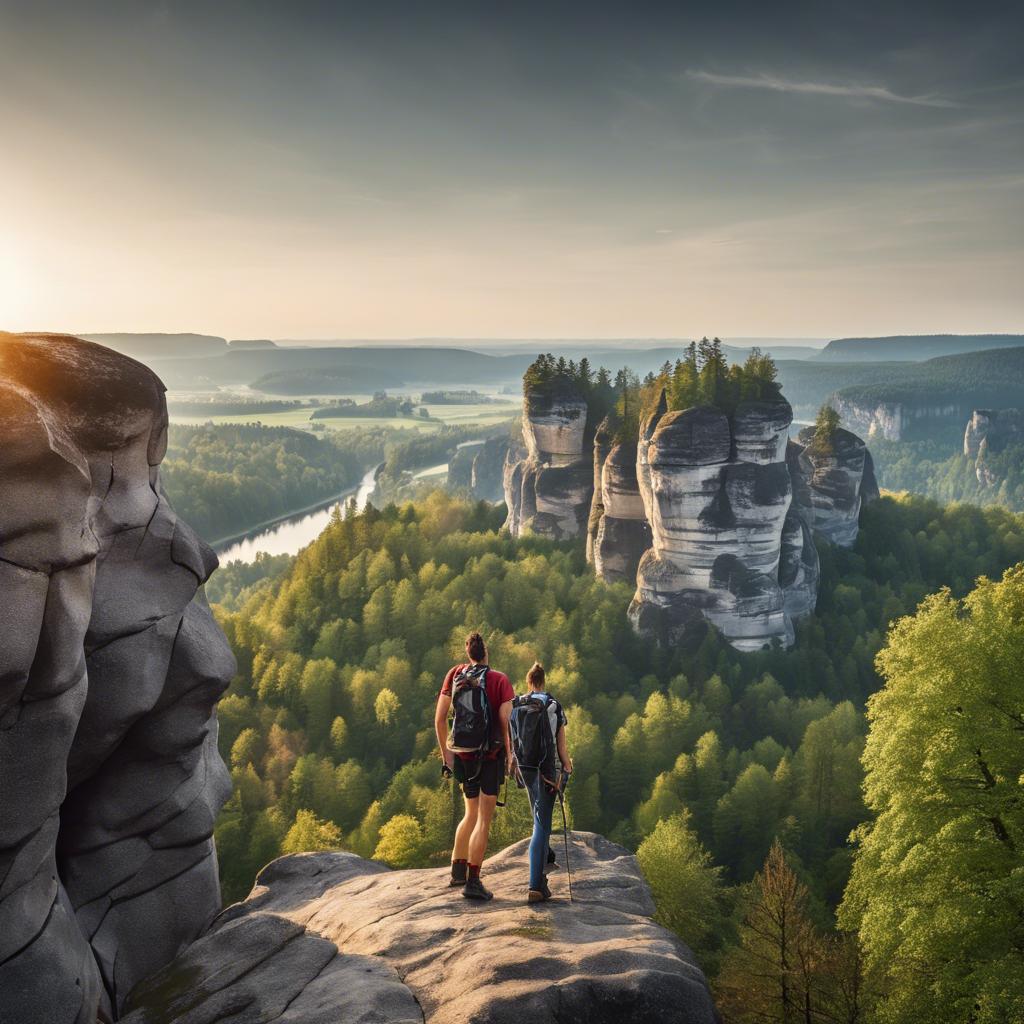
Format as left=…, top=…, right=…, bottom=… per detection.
left=686, top=70, right=958, bottom=108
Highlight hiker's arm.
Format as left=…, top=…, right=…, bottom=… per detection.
left=500, top=699, right=515, bottom=773
left=435, top=692, right=453, bottom=769
left=556, top=724, right=573, bottom=773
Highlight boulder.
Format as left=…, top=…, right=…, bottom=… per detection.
left=0, top=333, right=234, bottom=1024
left=121, top=834, right=719, bottom=1024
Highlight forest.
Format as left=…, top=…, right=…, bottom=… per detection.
left=522, top=339, right=781, bottom=443
left=163, top=421, right=520, bottom=544
left=208, top=487, right=1024, bottom=1023
left=310, top=393, right=418, bottom=419
left=161, top=423, right=389, bottom=541
left=872, top=436, right=1024, bottom=512
left=834, top=345, right=1024, bottom=410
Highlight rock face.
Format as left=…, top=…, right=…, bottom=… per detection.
left=121, top=833, right=719, bottom=1024
left=0, top=334, right=234, bottom=1024
left=471, top=436, right=512, bottom=501
left=448, top=438, right=511, bottom=502
left=504, top=387, right=593, bottom=540
left=591, top=436, right=652, bottom=585
left=964, top=409, right=1024, bottom=486
left=447, top=441, right=480, bottom=490
left=832, top=394, right=966, bottom=442
left=629, top=399, right=802, bottom=651
left=586, top=417, right=615, bottom=565
left=794, top=426, right=877, bottom=548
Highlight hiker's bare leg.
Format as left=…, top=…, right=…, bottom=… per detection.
left=453, top=795, right=479, bottom=862
left=468, top=793, right=497, bottom=866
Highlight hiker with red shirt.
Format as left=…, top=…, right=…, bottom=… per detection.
left=434, top=632, right=515, bottom=900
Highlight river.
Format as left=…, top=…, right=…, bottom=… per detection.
left=214, top=464, right=381, bottom=563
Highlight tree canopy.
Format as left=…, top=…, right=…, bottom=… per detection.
left=840, top=565, right=1024, bottom=1024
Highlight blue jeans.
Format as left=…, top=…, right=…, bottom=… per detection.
left=524, top=769, right=556, bottom=890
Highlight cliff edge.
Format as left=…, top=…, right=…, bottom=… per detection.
left=122, top=833, right=719, bottom=1024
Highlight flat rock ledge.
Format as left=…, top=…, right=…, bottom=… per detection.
left=122, top=833, right=719, bottom=1024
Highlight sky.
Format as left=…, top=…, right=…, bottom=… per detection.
left=1, top=0, right=1022, bottom=341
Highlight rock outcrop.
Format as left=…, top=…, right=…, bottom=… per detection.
left=121, top=833, right=719, bottom=1024
left=963, top=408, right=1024, bottom=487
left=629, top=398, right=802, bottom=651
left=504, top=387, right=593, bottom=540
left=0, top=333, right=234, bottom=1024
left=793, top=426, right=877, bottom=547
left=500, top=372, right=876, bottom=650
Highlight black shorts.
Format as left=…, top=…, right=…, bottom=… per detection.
left=453, top=756, right=504, bottom=798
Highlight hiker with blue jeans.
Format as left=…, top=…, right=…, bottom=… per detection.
left=512, top=663, right=572, bottom=903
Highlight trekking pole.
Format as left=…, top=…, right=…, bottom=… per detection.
left=556, top=784, right=573, bottom=903
left=441, top=762, right=456, bottom=852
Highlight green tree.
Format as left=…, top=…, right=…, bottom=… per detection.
left=809, top=404, right=840, bottom=456
left=373, top=813, right=426, bottom=867
left=637, top=812, right=728, bottom=969
left=840, top=566, right=1024, bottom=1024
left=716, top=840, right=825, bottom=1024
left=281, top=809, right=342, bottom=854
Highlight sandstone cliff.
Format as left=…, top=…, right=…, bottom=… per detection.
left=794, top=426, right=878, bottom=548
left=0, top=333, right=234, bottom=1024
left=504, top=386, right=593, bottom=540
left=629, top=398, right=804, bottom=651
left=121, top=834, right=719, bottom=1024
left=831, top=394, right=965, bottom=442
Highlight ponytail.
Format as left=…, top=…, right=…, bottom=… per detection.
left=466, top=632, right=486, bottom=662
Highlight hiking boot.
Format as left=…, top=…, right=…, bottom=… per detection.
left=547, top=847, right=559, bottom=871
left=449, top=862, right=467, bottom=887
left=527, top=877, right=552, bottom=902
left=462, top=876, right=494, bottom=901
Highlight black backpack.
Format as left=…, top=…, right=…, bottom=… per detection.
left=448, top=664, right=493, bottom=757
left=510, top=693, right=559, bottom=787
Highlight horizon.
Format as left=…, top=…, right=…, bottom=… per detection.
left=3, top=1, right=1022, bottom=339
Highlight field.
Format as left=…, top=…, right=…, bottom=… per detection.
left=169, top=399, right=516, bottom=433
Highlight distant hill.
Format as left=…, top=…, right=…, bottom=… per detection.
left=817, top=334, right=1024, bottom=362
left=193, top=346, right=530, bottom=389
left=253, top=366, right=405, bottom=394
left=228, top=339, right=278, bottom=350
left=832, top=346, right=1024, bottom=440
left=835, top=346, right=1024, bottom=408
left=79, top=333, right=227, bottom=359
left=771, top=359, right=910, bottom=417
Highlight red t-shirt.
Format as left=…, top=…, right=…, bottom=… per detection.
left=441, top=664, right=514, bottom=760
